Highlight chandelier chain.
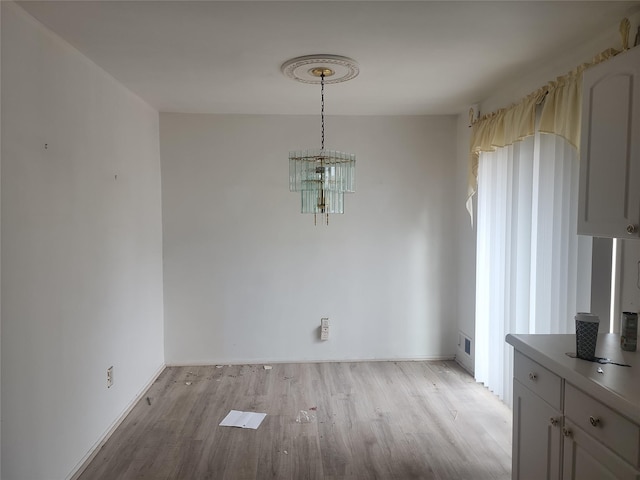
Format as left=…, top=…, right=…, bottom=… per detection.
left=321, top=73, right=325, bottom=150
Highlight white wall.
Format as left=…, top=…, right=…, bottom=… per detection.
left=479, top=14, right=637, bottom=116
left=619, top=240, right=640, bottom=315
left=161, top=113, right=458, bottom=364
left=1, top=4, right=165, bottom=479
left=454, top=113, right=476, bottom=373
left=590, top=237, right=613, bottom=329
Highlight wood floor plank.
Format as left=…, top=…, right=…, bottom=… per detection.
left=77, top=361, right=511, bottom=480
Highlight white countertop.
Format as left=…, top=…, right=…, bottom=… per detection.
left=506, top=333, right=640, bottom=424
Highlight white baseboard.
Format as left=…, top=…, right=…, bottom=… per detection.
left=166, top=355, right=456, bottom=367
left=455, top=355, right=474, bottom=375
left=67, top=364, right=166, bottom=480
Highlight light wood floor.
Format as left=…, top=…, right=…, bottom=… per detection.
left=78, top=361, right=512, bottom=480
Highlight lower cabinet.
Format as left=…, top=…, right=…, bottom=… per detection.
left=512, top=379, right=562, bottom=480
left=562, top=420, right=640, bottom=480
left=511, top=349, right=640, bottom=480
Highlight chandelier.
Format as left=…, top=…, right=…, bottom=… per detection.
left=282, top=55, right=358, bottom=225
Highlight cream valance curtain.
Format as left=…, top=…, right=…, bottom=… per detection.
left=467, top=48, right=619, bottom=212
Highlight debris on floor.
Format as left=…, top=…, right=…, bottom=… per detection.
left=146, top=397, right=152, bottom=406
left=295, top=410, right=316, bottom=424
left=185, top=381, right=192, bottom=386
left=263, top=365, right=272, bottom=370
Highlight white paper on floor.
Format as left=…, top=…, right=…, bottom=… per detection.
left=219, top=410, right=267, bottom=429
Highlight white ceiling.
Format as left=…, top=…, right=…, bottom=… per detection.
left=16, top=1, right=640, bottom=115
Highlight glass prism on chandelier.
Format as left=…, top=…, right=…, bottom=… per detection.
left=289, top=148, right=355, bottom=221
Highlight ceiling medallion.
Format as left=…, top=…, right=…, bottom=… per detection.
left=281, top=54, right=359, bottom=85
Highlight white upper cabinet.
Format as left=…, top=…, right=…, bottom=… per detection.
left=578, top=46, right=640, bottom=238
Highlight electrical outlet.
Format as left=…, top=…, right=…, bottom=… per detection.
left=320, top=318, right=330, bottom=340
left=107, top=366, right=114, bottom=388
left=320, top=327, right=329, bottom=340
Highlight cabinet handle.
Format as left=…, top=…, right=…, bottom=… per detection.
left=589, top=416, right=600, bottom=427
left=550, top=417, right=559, bottom=427
left=627, top=224, right=638, bottom=234
left=562, top=427, right=572, bottom=437
left=528, top=372, right=537, bottom=381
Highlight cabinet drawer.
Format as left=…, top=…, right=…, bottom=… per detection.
left=565, top=382, right=640, bottom=468
left=514, top=351, right=562, bottom=410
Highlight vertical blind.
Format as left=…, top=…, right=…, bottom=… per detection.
left=475, top=132, right=592, bottom=405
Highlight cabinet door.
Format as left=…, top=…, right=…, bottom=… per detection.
left=562, top=420, right=640, bottom=480
left=512, top=379, right=562, bottom=480
left=578, top=46, right=640, bottom=238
